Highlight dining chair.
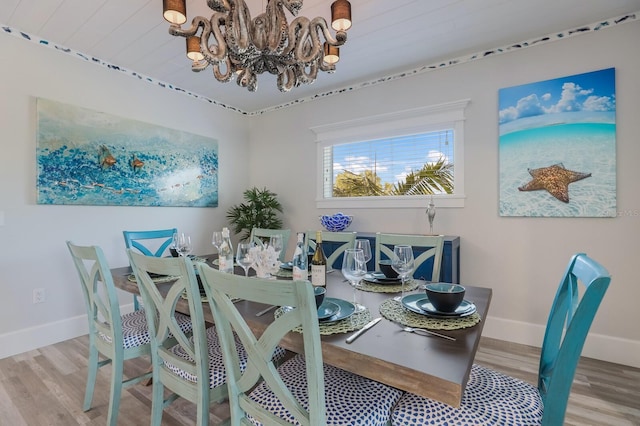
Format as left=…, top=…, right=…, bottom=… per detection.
left=391, top=253, right=611, bottom=426
left=67, top=241, right=154, bottom=426
left=304, top=230, right=357, bottom=270
left=197, top=263, right=403, bottom=426
left=127, top=250, right=238, bottom=426
left=123, top=228, right=177, bottom=310
left=249, top=227, right=291, bottom=261
left=375, top=233, right=444, bottom=281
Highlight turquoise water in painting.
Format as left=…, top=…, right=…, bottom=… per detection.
left=499, top=119, right=616, bottom=217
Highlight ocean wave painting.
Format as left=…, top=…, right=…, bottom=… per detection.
left=36, top=98, right=218, bottom=207
left=498, top=68, right=616, bottom=217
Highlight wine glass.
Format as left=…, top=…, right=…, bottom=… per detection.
left=211, top=231, right=223, bottom=253
left=392, top=245, right=414, bottom=302
left=342, top=248, right=367, bottom=312
left=269, top=234, right=284, bottom=259
left=354, top=239, right=372, bottom=272
left=236, top=242, right=254, bottom=277
left=176, top=233, right=192, bottom=258
left=170, top=231, right=180, bottom=257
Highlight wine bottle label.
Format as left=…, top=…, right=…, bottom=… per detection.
left=311, top=264, right=326, bottom=287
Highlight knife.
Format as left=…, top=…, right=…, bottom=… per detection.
left=346, top=317, right=382, bottom=344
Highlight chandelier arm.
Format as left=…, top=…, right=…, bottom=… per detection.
left=294, top=61, right=318, bottom=84
left=226, top=0, right=252, bottom=53
left=237, top=68, right=258, bottom=92
left=276, top=68, right=297, bottom=92
left=265, top=0, right=290, bottom=53
left=212, top=57, right=235, bottom=82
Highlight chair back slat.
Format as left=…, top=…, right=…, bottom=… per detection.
left=127, top=251, right=209, bottom=390
left=198, top=264, right=326, bottom=426
left=249, top=228, right=291, bottom=262
left=375, top=233, right=444, bottom=281
left=123, top=229, right=177, bottom=258
left=304, top=231, right=357, bottom=269
left=538, top=253, right=611, bottom=425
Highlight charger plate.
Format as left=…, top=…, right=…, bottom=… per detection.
left=379, top=298, right=480, bottom=331
left=357, top=279, right=421, bottom=294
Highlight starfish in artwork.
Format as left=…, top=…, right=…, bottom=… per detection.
left=518, top=163, right=591, bottom=203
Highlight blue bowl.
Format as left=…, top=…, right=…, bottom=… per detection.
left=320, top=213, right=353, bottom=232
left=314, top=287, right=326, bottom=308
left=424, top=283, right=465, bottom=313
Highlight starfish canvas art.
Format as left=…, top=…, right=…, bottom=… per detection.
left=518, top=164, right=591, bottom=203
left=498, top=68, right=616, bottom=217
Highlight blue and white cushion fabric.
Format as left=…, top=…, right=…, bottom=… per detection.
left=249, top=354, right=404, bottom=426
left=391, top=364, right=544, bottom=426
left=98, top=309, right=191, bottom=349
left=165, top=327, right=286, bottom=389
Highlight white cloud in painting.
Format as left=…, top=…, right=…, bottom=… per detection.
left=582, top=94, right=616, bottom=111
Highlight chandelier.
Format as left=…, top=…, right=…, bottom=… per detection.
left=162, top=0, right=352, bottom=92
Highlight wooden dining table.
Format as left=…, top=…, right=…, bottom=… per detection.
left=112, top=254, right=492, bottom=408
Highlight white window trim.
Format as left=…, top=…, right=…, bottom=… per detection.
left=310, top=99, right=469, bottom=209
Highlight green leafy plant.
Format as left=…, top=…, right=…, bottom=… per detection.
left=226, top=187, right=284, bottom=240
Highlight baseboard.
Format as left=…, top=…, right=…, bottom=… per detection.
left=483, top=315, right=640, bottom=369
left=0, top=303, right=136, bottom=360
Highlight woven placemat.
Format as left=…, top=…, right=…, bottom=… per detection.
left=274, top=306, right=372, bottom=335
left=379, top=298, right=481, bottom=330
left=358, top=279, right=421, bottom=294
left=127, top=274, right=179, bottom=284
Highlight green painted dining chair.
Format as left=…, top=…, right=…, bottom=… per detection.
left=123, top=228, right=177, bottom=311
left=391, top=253, right=611, bottom=426
left=127, top=250, right=246, bottom=426
left=249, top=227, right=291, bottom=262
left=375, top=233, right=444, bottom=281
left=304, top=230, right=357, bottom=270
left=67, top=241, right=153, bottom=426
left=197, top=263, right=403, bottom=425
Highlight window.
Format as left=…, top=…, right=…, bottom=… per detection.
left=311, top=99, right=469, bottom=209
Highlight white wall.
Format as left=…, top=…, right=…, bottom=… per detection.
left=0, top=33, right=249, bottom=357
left=247, top=21, right=640, bottom=367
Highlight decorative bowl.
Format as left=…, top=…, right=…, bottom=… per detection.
left=424, top=283, right=466, bottom=313
left=320, top=212, right=353, bottom=232
left=378, top=260, right=399, bottom=279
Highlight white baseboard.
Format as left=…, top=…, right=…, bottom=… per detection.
left=0, top=303, right=136, bottom=360
left=483, top=315, right=640, bottom=369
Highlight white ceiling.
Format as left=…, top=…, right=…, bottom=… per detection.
left=2, top=0, right=639, bottom=114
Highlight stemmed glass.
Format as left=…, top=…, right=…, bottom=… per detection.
left=176, top=233, right=193, bottom=258
left=211, top=231, right=223, bottom=253
left=392, top=245, right=415, bottom=302
left=269, top=234, right=284, bottom=259
left=342, top=248, right=367, bottom=312
left=236, top=242, right=254, bottom=277
left=354, top=239, right=372, bottom=272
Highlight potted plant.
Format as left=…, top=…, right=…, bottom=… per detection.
left=226, top=187, right=284, bottom=240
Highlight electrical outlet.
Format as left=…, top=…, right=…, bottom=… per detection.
left=33, top=288, right=46, bottom=304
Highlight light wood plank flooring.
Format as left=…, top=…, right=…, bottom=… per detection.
left=0, top=335, right=638, bottom=425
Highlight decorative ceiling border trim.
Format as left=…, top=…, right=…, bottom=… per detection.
left=2, top=11, right=637, bottom=116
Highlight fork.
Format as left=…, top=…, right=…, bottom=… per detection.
left=402, top=326, right=456, bottom=341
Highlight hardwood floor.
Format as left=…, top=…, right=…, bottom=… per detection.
left=0, top=335, right=638, bottom=425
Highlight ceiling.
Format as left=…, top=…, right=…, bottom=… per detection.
left=2, top=0, right=639, bottom=114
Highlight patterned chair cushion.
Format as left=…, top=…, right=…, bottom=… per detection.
left=391, top=364, right=544, bottom=426
left=98, top=310, right=192, bottom=349
left=164, top=327, right=286, bottom=389
left=248, top=354, right=404, bottom=426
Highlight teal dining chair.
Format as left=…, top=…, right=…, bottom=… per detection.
left=198, top=262, right=403, bottom=425
left=375, top=233, right=444, bottom=281
left=123, top=228, right=177, bottom=311
left=67, top=241, right=153, bottom=426
left=249, top=227, right=291, bottom=262
left=304, top=230, right=357, bottom=270
left=391, top=253, right=611, bottom=426
left=127, top=250, right=250, bottom=426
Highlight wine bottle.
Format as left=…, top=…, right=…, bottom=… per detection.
left=291, top=232, right=307, bottom=281
left=310, top=231, right=327, bottom=288
left=218, top=227, right=234, bottom=274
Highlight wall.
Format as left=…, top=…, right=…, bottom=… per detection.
left=248, top=21, right=640, bottom=367
left=0, top=33, right=249, bottom=358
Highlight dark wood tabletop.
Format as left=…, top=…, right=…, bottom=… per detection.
left=111, top=254, right=491, bottom=407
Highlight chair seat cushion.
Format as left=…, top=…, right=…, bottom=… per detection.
left=98, top=309, right=190, bottom=349
left=249, top=354, right=403, bottom=426
left=391, top=364, right=544, bottom=426
left=165, top=327, right=286, bottom=389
